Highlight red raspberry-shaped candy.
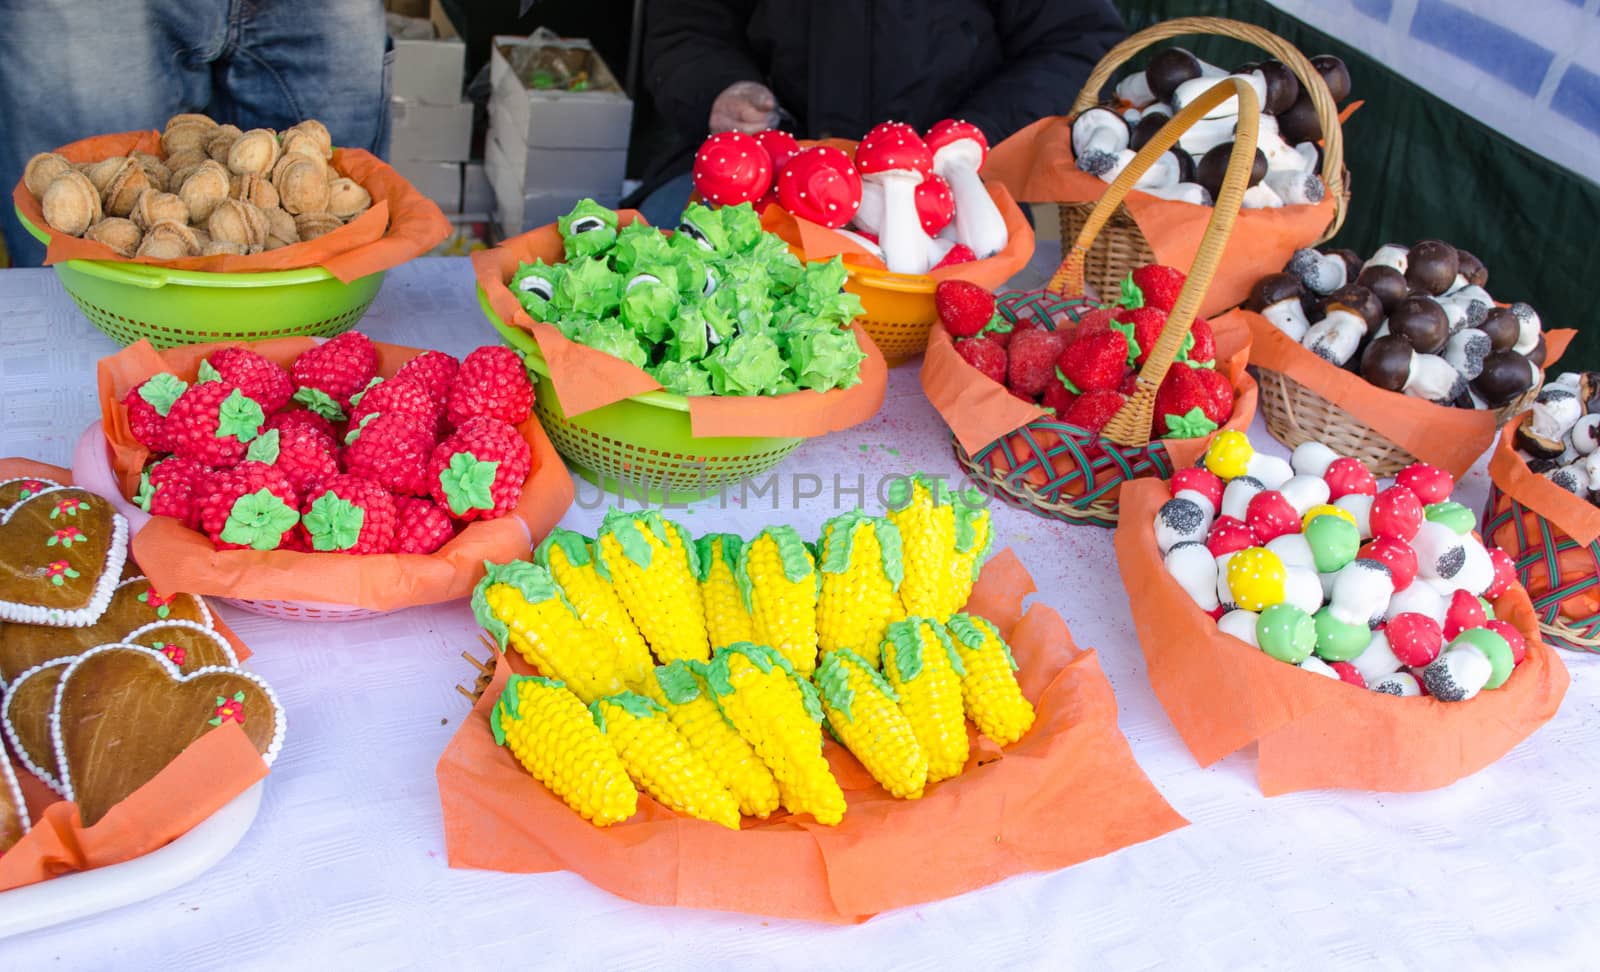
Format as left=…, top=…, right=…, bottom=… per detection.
left=1485, top=547, right=1517, bottom=599
left=1323, top=457, right=1377, bottom=500
left=300, top=474, right=398, bottom=555
left=206, top=347, right=293, bottom=414
left=1484, top=619, right=1527, bottom=665
left=265, top=408, right=337, bottom=449
left=1171, top=467, right=1224, bottom=515
left=344, top=412, right=436, bottom=497
left=1387, top=612, right=1444, bottom=666
left=1395, top=462, right=1454, bottom=505
left=1443, top=589, right=1487, bottom=639
left=393, top=350, right=461, bottom=407
left=197, top=461, right=300, bottom=551
left=1369, top=485, right=1424, bottom=542
left=1327, top=661, right=1366, bottom=688
left=391, top=496, right=456, bottom=554
left=1358, top=537, right=1418, bottom=593
left=124, top=373, right=187, bottom=452
left=428, top=417, right=532, bottom=521
left=1206, top=516, right=1257, bottom=557
left=1245, top=490, right=1300, bottom=543
left=446, top=346, right=534, bottom=428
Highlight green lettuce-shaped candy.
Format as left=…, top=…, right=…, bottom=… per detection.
left=558, top=199, right=620, bottom=259
left=579, top=318, right=651, bottom=368
left=705, top=329, right=786, bottom=396
left=665, top=307, right=711, bottom=362
left=619, top=273, right=681, bottom=344
left=746, top=233, right=804, bottom=292
left=609, top=222, right=674, bottom=275
left=787, top=325, right=865, bottom=392
left=718, top=202, right=764, bottom=254
left=673, top=202, right=728, bottom=254
left=554, top=256, right=622, bottom=319
left=649, top=359, right=714, bottom=396
left=700, top=296, right=740, bottom=347
left=790, top=257, right=865, bottom=327
left=509, top=259, right=563, bottom=318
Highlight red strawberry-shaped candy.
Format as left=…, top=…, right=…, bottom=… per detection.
left=446, top=346, right=534, bottom=428
left=250, top=426, right=339, bottom=496
left=1324, top=457, right=1377, bottom=500
left=1358, top=537, right=1418, bottom=592
left=1370, top=485, right=1424, bottom=541
left=1245, top=490, right=1300, bottom=542
left=1073, top=306, right=1116, bottom=340
left=205, top=347, right=293, bottom=413
left=1055, top=329, right=1127, bottom=394
left=931, top=243, right=977, bottom=270
left=264, top=408, right=337, bottom=449
left=1041, top=380, right=1077, bottom=417
left=1007, top=328, right=1071, bottom=398
left=428, top=417, right=532, bottom=521
left=1119, top=371, right=1139, bottom=396
left=1328, top=660, right=1366, bottom=688
left=1484, top=619, right=1527, bottom=665
left=300, top=474, right=398, bottom=555
left=1443, top=589, right=1487, bottom=639
left=935, top=280, right=997, bottom=339
left=915, top=174, right=955, bottom=235
left=1128, top=264, right=1186, bottom=312
left=1172, top=467, right=1224, bottom=515
left=348, top=376, right=442, bottom=435
left=954, top=335, right=1007, bottom=385
left=1386, top=612, right=1444, bottom=666
left=291, top=330, right=379, bottom=412
left=134, top=456, right=210, bottom=530
left=165, top=380, right=265, bottom=467
left=1112, top=305, right=1165, bottom=367
left=197, top=461, right=300, bottom=551
left=1206, top=516, right=1257, bottom=557
left=344, top=412, right=436, bottom=497
left=1485, top=547, right=1517, bottom=599
left=1153, top=365, right=1221, bottom=438
left=995, top=315, right=1045, bottom=349
left=391, top=496, right=456, bottom=554
left=1062, top=388, right=1126, bottom=434
left=1183, top=317, right=1217, bottom=365
left=1190, top=366, right=1233, bottom=425
left=392, top=350, right=461, bottom=407
left=124, top=373, right=187, bottom=452
left=1395, top=463, right=1454, bottom=505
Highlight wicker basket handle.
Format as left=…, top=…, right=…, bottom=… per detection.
left=1054, top=77, right=1259, bottom=448
left=1067, top=15, right=1346, bottom=241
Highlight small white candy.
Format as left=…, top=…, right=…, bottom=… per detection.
left=1363, top=244, right=1408, bottom=275
left=1451, top=538, right=1495, bottom=596
left=1386, top=581, right=1446, bottom=624
left=1217, top=609, right=1260, bottom=648
left=1319, top=570, right=1339, bottom=601
left=1571, top=414, right=1600, bottom=456
left=1349, top=628, right=1404, bottom=685
left=1544, top=463, right=1590, bottom=496
left=1262, top=298, right=1310, bottom=341
left=1334, top=493, right=1374, bottom=539
left=1581, top=452, right=1600, bottom=491
left=1290, top=441, right=1340, bottom=479
left=1371, top=671, right=1422, bottom=697
left=1302, top=311, right=1365, bottom=366
left=1245, top=454, right=1294, bottom=490
left=1414, top=520, right=1468, bottom=581
left=1216, top=551, right=1238, bottom=611
left=1299, top=656, right=1342, bottom=680
left=1330, top=559, right=1394, bottom=627
left=1403, top=353, right=1467, bottom=405
left=1421, top=644, right=1493, bottom=702
left=1174, top=487, right=1216, bottom=520
left=1510, top=302, right=1542, bottom=356
left=1279, top=474, right=1332, bottom=515
left=1165, top=541, right=1220, bottom=611
left=1531, top=390, right=1582, bottom=442
left=1266, top=534, right=1315, bottom=570
left=1283, top=566, right=1325, bottom=615
left=1155, top=496, right=1212, bottom=554
left=1221, top=476, right=1266, bottom=521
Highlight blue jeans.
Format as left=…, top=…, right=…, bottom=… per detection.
left=0, top=0, right=391, bottom=266
left=637, top=172, right=694, bottom=230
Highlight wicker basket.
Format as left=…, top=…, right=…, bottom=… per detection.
left=1059, top=17, right=1349, bottom=301
left=951, top=78, right=1261, bottom=525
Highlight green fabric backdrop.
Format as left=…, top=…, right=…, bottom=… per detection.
left=1109, top=0, right=1599, bottom=367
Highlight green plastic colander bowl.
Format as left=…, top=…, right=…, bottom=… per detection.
left=478, top=286, right=804, bottom=503
left=19, top=209, right=383, bottom=348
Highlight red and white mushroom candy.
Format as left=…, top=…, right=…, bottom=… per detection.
left=1157, top=432, right=1527, bottom=702
left=691, top=131, right=774, bottom=206
left=775, top=145, right=862, bottom=230
left=853, top=121, right=935, bottom=274
left=750, top=129, right=801, bottom=212
left=923, top=118, right=1008, bottom=258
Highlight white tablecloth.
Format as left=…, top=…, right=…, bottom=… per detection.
left=1, top=258, right=1596, bottom=971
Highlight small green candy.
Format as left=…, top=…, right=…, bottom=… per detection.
left=1453, top=627, right=1513, bottom=689
left=1304, top=515, right=1361, bottom=574
left=1478, top=597, right=1495, bottom=620
left=1313, top=606, right=1372, bottom=661
left=1423, top=501, right=1475, bottom=535
left=1257, top=603, right=1316, bottom=664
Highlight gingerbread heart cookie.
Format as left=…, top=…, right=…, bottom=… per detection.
left=0, top=487, right=128, bottom=628
left=0, top=477, right=62, bottom=513
left=2, top=658, right=71, bottom=794
left=0, top=576, right=213, bottom=685
left=54, top=644, right=284, bottom=826
left=125, top=620, right=238, bottom=673
left=1, top=748, right=27, bottom=854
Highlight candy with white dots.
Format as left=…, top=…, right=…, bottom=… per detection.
left=1164, top=541, right=1220, bottom=611
left=1314, top=606, right=1373, bottom=660
left=1174, top=487, right=1217, bottom=520
left=1227, top=547, right=1288, bottom=612
left=1290, top=441, right=1340, bottom=479
left=1257, top=603, right=1316, bottom=663
left=1204, top=430, right=1254, bottom=480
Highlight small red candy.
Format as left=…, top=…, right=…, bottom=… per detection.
left=1443, top=589, right=1487, bottom=639
left=1358, top=537, right=1418, bottom=593
left=1328, top=660, right=1367, bottom=688
left=1172, top=467, right=1224, bottom=515
left=1485, top=547, right=1517, bottom=599
left=1387, top=612, right=1444, bottom=666
left=1415, top=669, right=1431, bottom=696
left=1206, top=516, right=1258, bottom=557
left=1245, top=490, right=1300, bottom=543
left=1396, top=462, right=1454, bottom=505
left=1369, top=485, right=1424, bottom=542
left=1485, top=619, right=1527, bottom=665
left=1324, top=457, right=1377, bottom=500
left=1206, top=605, right=1227, bottom=622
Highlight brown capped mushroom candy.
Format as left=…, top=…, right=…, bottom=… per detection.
left=84, top=217, right=142, bottom=258
left=1356, top=264, right=1409, bottom=314
left=1249, top=272, right=1310, bottom=341
left=1405, top=240, right=1459, bottom=296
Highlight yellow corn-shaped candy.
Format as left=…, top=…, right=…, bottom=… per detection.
left=738, top=526, right=820, bottom=676
left=535, top=528, right=654, bottom=689
left=881, top=617, right=969, bottom=783
left=945, top=614, right=1036, bottom=746
left=590, top=691, right=741, bottom=830
left=815, top=649, right=927, bottom=799
left=695, top=533, right=755, bottom=650
left=885, top=474, right=958, bottom=619
left=640, top=661, right=781, bottom=818
left=704, top=643, right=846, bottom=825
left=935, top=504, right=992, bottom=620
left=596, top=510, right=710, bottom=663
left=491, top=674, right=638, bottom=826
left=472, top=560, right=628, bottom=703
left=816, top=512, right=904, bottom=667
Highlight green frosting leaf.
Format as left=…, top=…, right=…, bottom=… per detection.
left=815, top=648, right=900, bottom=723
left=1162, top=406, right=1218, bottom=440
left=217, top=488, right=298, bottom=550
left=137, top=372, right=187, bottom=417
left=134, top=469, right=156, bottom=511
left=663, top=307, right=710, bottom=363
left=1055, top=366, right=1081, bottom=395
left=558, top=198, right=620, bottom=259
left=883, top=618, right=966, bottom=683
left=1175, top=329, right=1197, bottom=362
left=292, top=386, right=345, bottom=421
left=953, top=503, right=990, bottom=557
left=610, top=223, right=676, bottom=276
left=197, top=360, right=223, bottom=384
left=439, top=453, right=499, bottom=515
left=692, top=533, right=742, bottom=582
left=675, top=202, right=729, bottom=254
left=946, top=614, right=1018, bottom=670
left=348, top=376, right=383, bottom=409
left=598, top=509, right=677, bottom=571
left=651, top=660, right=704, bottom=705
left=719, top=202, right=765, bottom=254
left=533, top=528, right=594, bottom=572
left=597, top=690, right=663, bottom=722
left=246, top=428, right=281, bottom=464
left=1108, top=317, right=1142, bottom=365
left=734, top=525, right=815, bottom=610
left=980, top=313, right=1013, bottom=337
left=302, top=492, right=366, bottom=551
left=215, top=389, right=263, bottom=443
left=818, top=513, right=904, bottom=589
left=1119, top=275, right=1144, bottom=309
left=492, top=674, right=568, bottom=745
left=619, top=274, right=681, bottom=344
left=344, top=413, right=378, bottom=445
left=471, top=560, right=572, bottom=649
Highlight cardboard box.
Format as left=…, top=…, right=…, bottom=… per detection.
left=392, top=37, right=465, bottom=104
left=462, top=162, right=494, bottom=215
left=486, top=134, right=619, bottom=237
left=392, top=160, right=461, bottom=212
left=488, top=34, right=633, bottom=153
left=388, top=97, right=472, bottom=162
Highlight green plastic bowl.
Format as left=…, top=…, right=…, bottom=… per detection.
left=19, top=209, right=383, bottom=348
left=478, top=286, right=803, bottom=503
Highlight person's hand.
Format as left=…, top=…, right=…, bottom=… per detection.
left=709, top=80, right=778, bottom=133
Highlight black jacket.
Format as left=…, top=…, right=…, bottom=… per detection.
left=641, top=0, right=1125, bottom=184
